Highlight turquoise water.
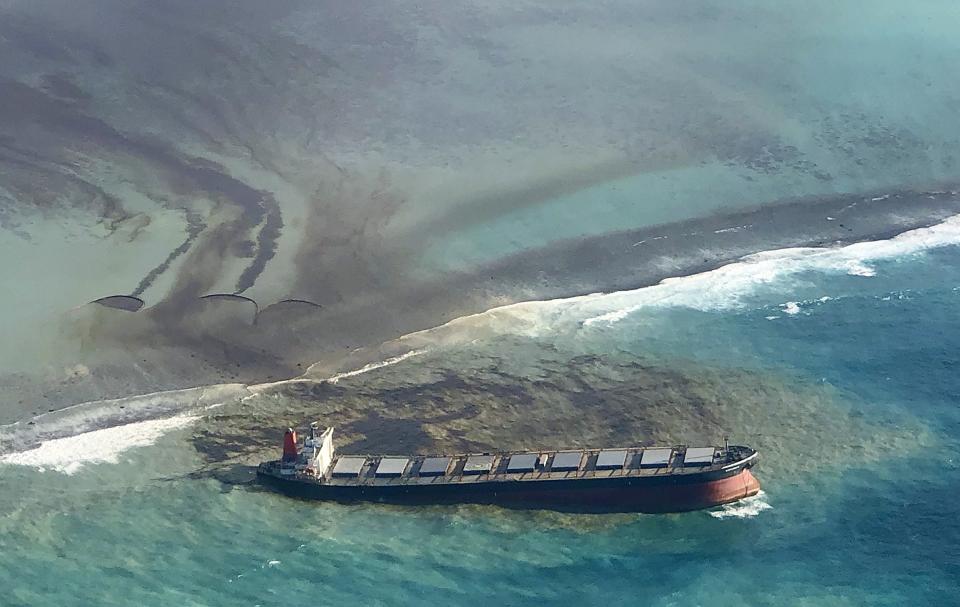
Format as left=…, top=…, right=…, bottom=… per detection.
left=3, top=234, right=960, bottom=605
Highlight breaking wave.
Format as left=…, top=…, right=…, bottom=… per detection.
left=324, top=350, right=427, bottom=384
left=0, top=384, right=250, bottom=456
left=0, top=351, right=429, bottom=470
left=245, top=349, right=428, bottom=398
left=372, top=212, right=960, bottom=350
left=708, top=491, right=772, bottom=519
left=0, top=414, right=199, bottom=474
left=580, top=212, right=960, bottom=326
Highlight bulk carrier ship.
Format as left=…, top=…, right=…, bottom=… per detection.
left=257, top=425, right=760, bottom=513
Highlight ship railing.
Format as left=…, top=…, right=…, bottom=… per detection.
left=317, top=443, right=748, bottom=484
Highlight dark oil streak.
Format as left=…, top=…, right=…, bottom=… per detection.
left=235, top=199, right=282, bottom=293
left=130, top=209, right=206, bottom=298
left=0, top=79, right=283, bottom=294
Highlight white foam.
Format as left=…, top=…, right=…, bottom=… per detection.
left=632, top=235, right=668, bottom=247
left=325, top=350, right=426, bottom=384
left=0, top=345, right=421, bottom=468
left=714, top=223, right=753, bottom=234
left=246, top=349, right=427, bottom=396
left=579, top=213, right=960, bottom=326
left=0, top=415, right=199, bottom=474
left=846, top=262, right=876, bottom=277
left=782, top=302, right=801, bottom=315
left=708, top=490, right=772, bottom=519
left=0, top=384, right=248, bottom=455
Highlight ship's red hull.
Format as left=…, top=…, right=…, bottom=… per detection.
left=490, top=468, right=761, bottom=513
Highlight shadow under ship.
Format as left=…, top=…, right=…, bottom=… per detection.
left=257, top=426, right=760, bottom=513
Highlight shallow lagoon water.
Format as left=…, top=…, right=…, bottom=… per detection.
left=5, top=0, right=960, bottom=411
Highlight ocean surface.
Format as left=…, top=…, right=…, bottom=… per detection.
left=3, top=222, right=960, bottom=606
left=3, top=1, right=960, bottom=605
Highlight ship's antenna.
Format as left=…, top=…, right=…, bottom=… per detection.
left=723, top=435, right=729, bottom=453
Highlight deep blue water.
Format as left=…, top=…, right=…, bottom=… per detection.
left=591, top=248, right=960, bottom=603
left=3, top=241, right=960, bottom=606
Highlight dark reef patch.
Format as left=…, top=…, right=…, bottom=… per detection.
left=187, top=339, right=927, bottom=483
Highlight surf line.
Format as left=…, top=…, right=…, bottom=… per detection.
left=582, top=211, right=960, bottom=326
left=0, top=414, right=200, bottom=474
left=243, top=349, right=427, bottom=399
left=0, top=350, right=429, bottom=472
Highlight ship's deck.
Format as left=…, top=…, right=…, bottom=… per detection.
left=262, top=445, right=757, bottom=487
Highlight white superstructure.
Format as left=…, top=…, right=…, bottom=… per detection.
left=294, top=425, right=335, bottom=477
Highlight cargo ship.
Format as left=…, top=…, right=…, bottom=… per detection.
left=257, top=425, right=760, bottom=513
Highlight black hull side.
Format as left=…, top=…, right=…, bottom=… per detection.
left=256, top=462, right=759, bottom=514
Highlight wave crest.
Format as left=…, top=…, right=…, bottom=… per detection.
left=0, top=414, right=199, bottom=474
left=582, top=213, right=960, bottom=325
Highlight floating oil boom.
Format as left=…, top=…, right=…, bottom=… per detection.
left=257, top=425, right=760, bottom=513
